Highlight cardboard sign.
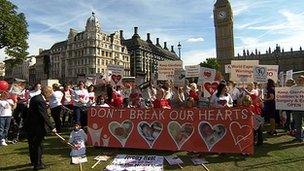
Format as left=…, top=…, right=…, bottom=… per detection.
left=107, top=64, right=124, bottom=86
left=260, top=65, right=279, bottom=83
left=279, top=71, right=285, bottom=86
left=72, top=156, right=88, bottom=164
left=88, top=107, right=254, bottom=154
left=174, top=69, right=186, bottom=86
left=286, top=70, right=293, bottom=81
left=164, top=155, right=183, bottom=165
left=198, top=67, right=216, bottom=85
left=202, top=81, right=219, bottom=97
left=275, top=86, right=304, bottom=111
left=230, top=60, right=259, bottom=83
left=158, top=61, right=183, bottom=81
left=105, top=155, right=164, bottom=171
left=225, top=64, right=232, bottom=74
left=253, top=66, right=268, bottom=83
left=185, top=65, right=200, bottom=78
left=190, top=157, right=209, bottom=165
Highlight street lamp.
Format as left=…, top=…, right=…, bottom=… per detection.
left=177, top=42, right=181, bottom=58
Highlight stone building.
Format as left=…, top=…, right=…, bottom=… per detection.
left=0, top=62, right=5, bottom=77
left=123, top=27, right=180, bottom=81
left=214, top=0, right=304, bottom=73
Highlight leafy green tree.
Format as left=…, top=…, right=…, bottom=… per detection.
left=199, top=58, right=220, bottom=70
left=0, top=0, right=28, bottom=64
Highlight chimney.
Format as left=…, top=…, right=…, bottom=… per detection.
left=156, top=38, right=161, bottom=47
left=119, top=30, right=124, bottom=39
left=171, top=45, right=175, bottom=53
left=146, top=33, right=152, bottom=43
left=39, top=48, right=43, bottom=54
left=132, top=27, right=140, bottom=39
left=164, top=42, right=168, bottom=50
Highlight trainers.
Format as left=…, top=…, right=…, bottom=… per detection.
left=0, top=139, right=8, bottom=146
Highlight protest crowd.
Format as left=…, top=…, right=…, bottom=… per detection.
left=0, top=71, right=304, bottom=169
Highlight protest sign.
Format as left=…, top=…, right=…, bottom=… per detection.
left=190, top=157, right=209, bottom=165
left=286, top=70, right=293, bottom=81
left=107, top=64, right=124, bottom=86
left=72, top=156, right=88, bottom=164
left=88, top=107, right=254, bottom=154
left=198, top=67, right=216, bottom=85
left=260, top=65, right=279, bottom=83
left=275, top=87, right=304, bottom=111
left=253, top=66, right=268, bottom=83
left=230, top=60, right=259, bottom=83
left=174, top=69, right=186, bottom=86
left=105, top=155, right=164, bottom=171
left=202, top=81, right=219, bottom=97
left=225, top=64, right=231, bottom=74
left=279, top=71, right=285, bottom=86
left=164, top=155, right=183, bottom=166
left=158, top=61, right=183, bottom=80
left=185, top=65, right=200, bottom=78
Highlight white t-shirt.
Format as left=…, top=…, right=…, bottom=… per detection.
left=88, top=92, right=95, bottom=106
left=210, top=93, right=233, bottom=108
left=49, top=90, right=63, bottom=108
left=0, top=99, right=14, bottom=117
left=73, top=88, right=89, bottom=107
left=69, top=129, right=87, bottom=157
left=229, top=87, right=241, bottom=101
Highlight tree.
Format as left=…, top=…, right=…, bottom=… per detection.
left=199, top=58, right=220, bottom=71
left=0, top=0, right=28, bottom=64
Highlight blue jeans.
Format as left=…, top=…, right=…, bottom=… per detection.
left=73, top=106, right=87, bottom=127
left=0, top=116, right=12, bottom=140
left=293, top=111, right=304, bottom=140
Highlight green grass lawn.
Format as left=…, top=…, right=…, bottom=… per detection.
left=0, top=129, right=303, bottom=171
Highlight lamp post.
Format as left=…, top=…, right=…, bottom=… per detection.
left=177, top=42, right=182, bottom=58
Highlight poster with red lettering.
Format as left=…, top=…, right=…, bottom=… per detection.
left=87, top=107, right=254, bottom=154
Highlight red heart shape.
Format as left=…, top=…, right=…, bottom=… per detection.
left=111, top=75, right=122, bottom=84
left=218, top=99, right=227, bottom=106
left=204, top=82, right=219, bottom=95
left=203, top=71, right=211, bottom=78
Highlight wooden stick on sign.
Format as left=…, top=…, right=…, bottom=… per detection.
left=201, top=163, right=209, bottom=171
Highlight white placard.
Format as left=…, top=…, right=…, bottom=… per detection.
left=185, top=65, right=200, bottom=78
left=105, top=154, right=164, bottom=171
left=230, top=60, right=259, bottom=83
left=225, top=64, right=231, bottom=74
left=286, top=70, right=293, bottom=81
left=198, top=67, right=216, bottom=85
left=72, top=156, right=88, bottom=164
left=158, top=60, right=183, bottom=80
left=260, top=65, right=279, bottom=83
left=275, top=86, right=304, bottom=111
left=279, top=71, right=285, bottom=86
left=107, top=64, right=124, bottom=76
left=202, top=81, right=219, bottom=97
left=253, top=66, right=268, bottom=83
left=164, top=155, right=183, bottom=165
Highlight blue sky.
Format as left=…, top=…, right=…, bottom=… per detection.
left=1, top=0, right=304, bottom=66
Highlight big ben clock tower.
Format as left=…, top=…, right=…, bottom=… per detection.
left=214, top=0, right=234, bottom=74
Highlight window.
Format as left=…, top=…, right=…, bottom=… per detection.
left=102, top=59, right=104, bottom=65
left=98, top=68, right=100, bottom=73
left=98, top=59, right=100, bottom=65
left=106, top=52, right=108, bottom=57
left=102, top=51, right=104, bottom=56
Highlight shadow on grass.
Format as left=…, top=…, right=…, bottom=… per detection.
left=0, top=164, right=32, bottom=171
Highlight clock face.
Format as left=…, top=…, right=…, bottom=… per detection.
left=218, top=11, right=227, bottom=19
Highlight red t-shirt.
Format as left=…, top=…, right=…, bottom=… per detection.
left=189, top=90, right=199, bottom=101
left=153, top=99, right=171, bottom=109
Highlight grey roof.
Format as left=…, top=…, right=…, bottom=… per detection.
left=50, top=40, right=67, bottom=50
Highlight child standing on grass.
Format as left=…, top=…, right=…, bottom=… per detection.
left=69, top=122, right=87, bottom=158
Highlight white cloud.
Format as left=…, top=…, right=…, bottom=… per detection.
left=182, top=49, right=216, bottom=66
left=187, top=37, right=205, bottom=43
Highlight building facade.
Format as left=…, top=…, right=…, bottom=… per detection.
left=0, top=62, right=5, bottom=77
left=3, top=56, right=36, bottom=82
left=123, top=27, right=180, bottom=81
left=214, top=0, right=304, bottom=74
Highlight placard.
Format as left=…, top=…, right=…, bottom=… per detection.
left=275, top=87, right=304, bottom=111
left=260, top=65, right=279, bottom=83
left=198, top=67, right=216, bottom=85
left=88, top=107, right=254, bottom=154
left=253, top=66, right=268, bottom=83
left=225, top=64, right=231, bottom=74
left=202, top=81, right=219, bottom=97
left=105, top=155, right=164, bottom=171
left=158, top=61, right=183, bottom=80
left=286, top=70, right=293, bottom=81
left=230, top=60, right=259, bottom=83
left=164, top=155, right=183, bottom=165
left=107, top=64, right=124, bottom=86
left=174, top=69, right=186, bottom=86
left=185, top=65, right=200, bottom=78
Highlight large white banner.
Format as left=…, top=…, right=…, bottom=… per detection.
left=275, top=87, right=304, bottom=111
left=158, top=61, right=183, bottom=80
left=260, top=65, right=279, bottom=83
left=185, top=65, right=200, bottom=78
left=105, top=155, right=164, bottom=171
left=230, top=60, right=259, bottom=83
